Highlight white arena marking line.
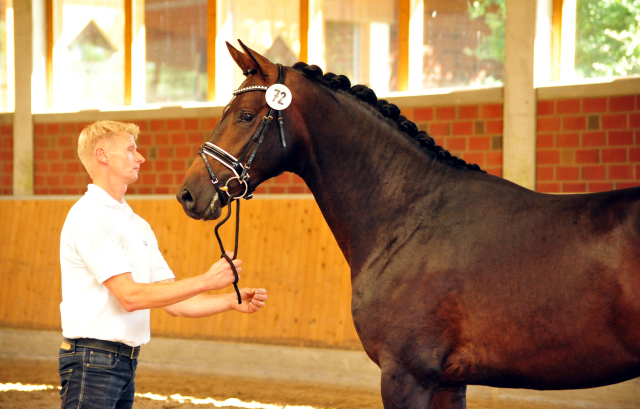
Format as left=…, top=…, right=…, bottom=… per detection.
left=0, top=383, right=322, bottom=409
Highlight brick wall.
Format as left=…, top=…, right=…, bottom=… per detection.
left=536, top=94, right=640, bottom=193
left=406, top=103, right=504, bottom=177
left=0, top=125, right=12, bottom=195
left=32, top=117, right=310, bottom=195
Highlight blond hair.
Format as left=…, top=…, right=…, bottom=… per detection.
left=78, top=120, right=140, bottom=177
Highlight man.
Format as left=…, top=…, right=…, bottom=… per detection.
left=59, top=120, right=267, bottom=409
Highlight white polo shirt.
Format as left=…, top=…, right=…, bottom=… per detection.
left=60, top=184, right=175, bottom=347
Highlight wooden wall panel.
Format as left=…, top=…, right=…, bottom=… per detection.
left=0, top=198, right=362, bottom=350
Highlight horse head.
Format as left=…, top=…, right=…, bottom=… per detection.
left=177, top=41, right=299, bottom=220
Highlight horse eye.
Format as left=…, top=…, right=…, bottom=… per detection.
left=240, top=113, right=254, bottom=122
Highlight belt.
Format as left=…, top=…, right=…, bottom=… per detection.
left=64, top=337, right=140, bottom=360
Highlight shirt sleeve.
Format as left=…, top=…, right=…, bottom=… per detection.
left=72, top=217, right=132, bottom=284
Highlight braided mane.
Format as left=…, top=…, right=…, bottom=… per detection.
left=289, top=62, right=485, bottom=173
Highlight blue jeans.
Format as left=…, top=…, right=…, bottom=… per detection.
left=59, top=344, right=138, bottom=409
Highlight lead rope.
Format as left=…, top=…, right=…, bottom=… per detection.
left=214, top=198, right=242, bottom=304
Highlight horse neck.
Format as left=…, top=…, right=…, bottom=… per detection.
left=289, top=90, right=445, bottom=274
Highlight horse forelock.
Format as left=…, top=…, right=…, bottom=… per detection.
left=289, top=62, right=485, bottom=173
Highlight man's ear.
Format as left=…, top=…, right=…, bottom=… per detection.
left=95, top=147, right=109, bottom=165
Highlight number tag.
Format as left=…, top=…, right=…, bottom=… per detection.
left=266, top=84, right=292, bottom=110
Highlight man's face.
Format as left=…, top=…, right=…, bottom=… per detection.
left=103, top=132, right=145, bottom=185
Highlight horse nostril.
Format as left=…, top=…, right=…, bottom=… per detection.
left=180, top=189, right=195, bottom=209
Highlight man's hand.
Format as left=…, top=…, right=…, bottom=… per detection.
left=204, top=251, right=242, bottom=291
left=232, top=288, right=268, bottom=313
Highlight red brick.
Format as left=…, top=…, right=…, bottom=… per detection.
left=292, top=174, right=305, bottom=184
left=155, top=133, right=169, bottom=145
left=46, top=150, right=60, bottom=160
left=167, top=119, right=183, bottom=131
left=462, top=152, right=485, bottom=166
left=486, top=120, right=503, bottom=134
left=582, top=132, right=606, bottom=147
left=430, top=123, right=450, bottom=136
left=583, top=98, right=607, bottom=113
left=459, top=105, right=479, bottom=120
left=189, top=132, right=204, bottom=144
left=481, top=104, right=502, bottom=119
left=50, top=162, right=64, bottom=172
left=446, top=138, right=467, bottom=151
left=563, top=182, right=586, bottom=193
left=141, top=174, right=157, bottom=184
left=171, top=159, right=187, bottom=170
left=562, top=116, right=586, bottom=131
left=537, top=166, right=554, bottom=181
left=184, top=118, right=199, bottom=131
left=588, top=182, right=614, bottom=192
left=0, top=151, right=11, bottom=161
left=557, top=133, right=579, bottom=148
left=158, top=148, right=172, bottom=159
left=254, top=186, right=267, bottom=194
left=34, top=175, right=45, bottom=186
left=402, top=109, right=414, bottom=121
left=557, top=99, right=580, bottom=114
left=576, top=149, right=599, bottom=164
left=156, top=187, right=170, bottom=194
left=47, top=175, right=60, bottom=186
left=202, top=117, right=219, bottom=130
left=609, top=165, right=633, bottom=180
left=414, top=107, right=434, bottom=121
left=436, top=106, right=456, bottom=120
left=35, top=163, right=47, bottom=172
left=174, top=146, right=190, bottom=158
left=62, top=149, right=75, bottom=160
left=537, top=134, right=554, bottom=148
left=151, top=120, right=165, bottom=131
left=137, top=187, right=152, bottom=194
left=602, top=114, right=628, bottom=129
left=159, top=174, right=173, bottom=184
left=486, top=152, right=502, bottom=166
left=58, top=136, right=72, bottom=147
left=138, top=134, right=152, bottom=145
left=171, top=133, right=187, bottom=144
left=65, top=163, right=81, bottom=173
left=46, top=123, right=60, bottom=134
left=288, top=186, right=305, bottom=194
left=468, top=137, right=491, bottom=150
left=631, top=113, right=640, bottom=128
left=62, top=123, right=76, bottom=134
left=50, top=188, right=64, bottom=195
left=537, top=150, right=560, bottom=165
left=637, top=165, right=640, bottom=179
left=35, top=137, right=48, bottom=148
left=536, top=182, right=560, bottom=193
left=631, top=148, right=640, bottom=162
left=609, top=95, right=635, bottom=112
left=62, top=175, right=76, bottom=185
left=34, top=124, right=45, bottom=135
left=34, top=151, right=45, bottom=160
left=269, top=186, right=286, bottom=194
left=602, top=148, right=627, bottom=163
left=1, top=138, right=12, bottom=149
left=155, top=160, right=169, bottom=171
left=537, top=100, right=555, bottom=116
left=538, top=117, right=561, bottom=132
left=452, top=122, right=473, bottom=136
left=617, top=182, right=640, bottom=190
left=609, top=131, right=634, bottom=146
left=0, top=125, right=12, bottom=135
left=556, top=166, right=580, bottom=180
left=130, top=120, right=148, bottom=132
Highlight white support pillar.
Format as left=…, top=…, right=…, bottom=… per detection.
left=407, top=0, right=423, bottom=91
left=502, top=0, right=537, bottom=190
left=13, top=0, right=33, bottom=196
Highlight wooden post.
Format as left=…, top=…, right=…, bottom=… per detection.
left=207, top=0, right=216, bottom=101
left=299, top=0, right=309, bottom=63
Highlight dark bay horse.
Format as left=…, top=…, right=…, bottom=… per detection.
left=177, top=41, right=640, bottom=408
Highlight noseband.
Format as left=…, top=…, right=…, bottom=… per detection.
left=196, top=64, right=288, bottom=304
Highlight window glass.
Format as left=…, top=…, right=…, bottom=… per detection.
left=422, top=0, right=504, bottom=89
left=575, top=0, right=640, bottom=79
left=0, top=0, right=11, bottom=112
left=144, top=0, right=208, bottom=104
left=216, top=0, right=299, bottom=101
left=52, top=0, right=124, bottom=110
left=324, top=0, right=399, bottom=93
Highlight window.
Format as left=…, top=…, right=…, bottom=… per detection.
left=422, top=0, right=505, bottom=89
left=144, top=0, right=208, bottom=104
left=215, top=0, right=300, bottom=101
left=324, top=0, right=399, bottom=93
left=52, top=0, right=125, bottom=110
left=574, top=0, right=640, bottom=80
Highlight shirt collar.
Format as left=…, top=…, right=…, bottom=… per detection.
left=86, top=184, right=131, bottom=214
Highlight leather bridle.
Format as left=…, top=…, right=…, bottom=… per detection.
left=196, top=64, right=288, bottom=304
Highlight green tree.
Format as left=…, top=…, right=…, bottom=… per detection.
left=468, top=0, right=506, bottom=63
left=576, top=0, right=640, bottom=78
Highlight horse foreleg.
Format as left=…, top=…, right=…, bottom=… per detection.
left=380, top=364, right=440, bottom=409
left=432, top=386, right=466, bottom=409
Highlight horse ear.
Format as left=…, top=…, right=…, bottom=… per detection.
left=226, top=41, right=258, bottom=75
left=237, top=39, right=277, bottom=79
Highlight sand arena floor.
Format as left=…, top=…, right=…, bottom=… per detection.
left=3, top=357, right=640, bottom=409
